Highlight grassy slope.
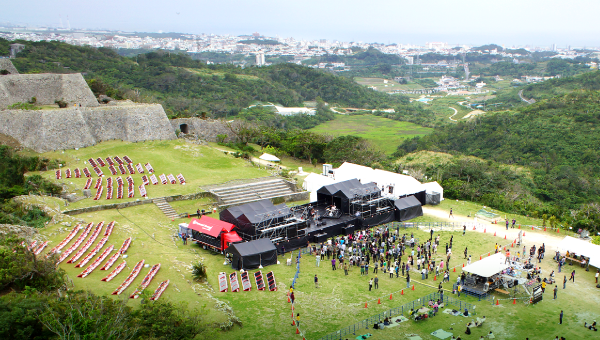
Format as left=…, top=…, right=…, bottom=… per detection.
left=31, top=140, right=269, bottom=210
left=29, top=140, right=600, bottom=339
left=309, top=114, right=433, bottom=154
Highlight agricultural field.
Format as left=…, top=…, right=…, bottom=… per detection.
left=354, top=77, right=424, bottom=93
left=309, top=114, right=433, bottom=154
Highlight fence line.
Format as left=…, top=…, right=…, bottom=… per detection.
left=318, top=292, right=473, bottom=340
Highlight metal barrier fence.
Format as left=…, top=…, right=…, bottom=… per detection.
left=318, top=292, right=474, bottom=340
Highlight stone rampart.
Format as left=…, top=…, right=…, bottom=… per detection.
left=0, top=73, right=98, bottom=109
left=171, top=118, right=238, bottom=142
left=0, top=103, right=177, bottom=152
left=0, top=59, right=19, bottom=75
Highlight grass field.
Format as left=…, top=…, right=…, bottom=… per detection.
left=27, top=140, right=600, bottom=340
left=32, top=140, right=269, bottom=210
left=309, top=114, right=433, bottom=154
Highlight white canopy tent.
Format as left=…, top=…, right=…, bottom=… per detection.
left=420, top=181, right=444, bottom=201
left=463, top=253, right=509, bottom=278
left=302, top=173, right=336, bottom=202
left=333, top=162, right=424, bottom=198
left=259, top=153, right=280, bottom=162
left=558, top=236, right=600, bottom=268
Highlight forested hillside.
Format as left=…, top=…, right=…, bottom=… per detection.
left=397, top=90, right=600, bottom=230
left=1, top=39, right=427, bottom=122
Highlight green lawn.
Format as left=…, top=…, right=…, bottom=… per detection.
left=309, top=114, right=433, bottom=154
left=27, top=140, right=600, bottom=339
left=32, top=140, right=270, bottom=210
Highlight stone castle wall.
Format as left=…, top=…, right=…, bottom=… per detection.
left=171, top=118, right=239, bottom=142
left=0, top=59, right=19, bottom=75
left=0, top=103, right=176, bottom=152
left=0, top=73, right=98, bottom=109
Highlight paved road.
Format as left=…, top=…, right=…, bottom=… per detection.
left=518, top=89, right=536, bottom=104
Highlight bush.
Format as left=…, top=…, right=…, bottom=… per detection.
left=7, top=102, right=39, bottom=110
left=54, top=99, right=67, bottom=108
left=192, top=262, right=207, bottom=282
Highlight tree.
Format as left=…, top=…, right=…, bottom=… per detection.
left=0, top=233, right=65, bottom=291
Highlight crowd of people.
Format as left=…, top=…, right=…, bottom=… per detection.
left=307, top=225, right=461, bottom=292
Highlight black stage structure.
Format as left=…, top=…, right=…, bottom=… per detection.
left=219, top=179, right=427, bottom=253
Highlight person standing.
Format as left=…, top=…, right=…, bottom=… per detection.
left=290, top=291, right=295, bottom=304
left=296, top=313, right=300, bottom=328
left=430, top=228, right=434, bottom=241
left=553, top=285, right=558, bottom=299
left=344, top=262, right=349, bottom=276
left=512, top=218, right=516, bottom=228
left=406, top=273, right=411, bottom=289
left=457, top=284, right=462, bottom=297
left=559, top=310, right=563, bottom=325
left=464, top=247, right=468, bottom=259
left=374, top=275, right=379, bottom=289
left=463, top=225, right=466, bottom=236
left=182, top=233, right=187, bottom=245
left=369, top=278, right=373, bottom=291
left=563, top=275, right=567, bottom=289
left=314, top=274, right=319, bottom=288
left=596, top=270, right=599, bottom=284
left=569, top=270, right=575, bottom=282
left=541, top=280, right=546, bottom=293
left=331, top=258, right=336, bottom=271
left=449, top=208, right=454, bottom=218
left=316, top=254, right=320, bottom=267
left=506, top=219, right=509, bottom=230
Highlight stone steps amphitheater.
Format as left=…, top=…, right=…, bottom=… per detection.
left=208, top=179, right=297, bottom=207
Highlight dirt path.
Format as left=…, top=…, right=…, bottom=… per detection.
left=422, top=206, right=565, bottom=251
left=448, top=107, right=458, bottom=121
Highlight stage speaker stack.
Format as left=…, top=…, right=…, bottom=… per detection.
left=342, top=224, right=355, bottom=236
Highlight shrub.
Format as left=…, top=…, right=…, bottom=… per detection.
left=54, top=99, right=67, bottom=108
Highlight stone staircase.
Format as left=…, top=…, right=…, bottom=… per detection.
left=210, top=179, right=295, bottom=207
left=153, top=198, right=178, bottom=219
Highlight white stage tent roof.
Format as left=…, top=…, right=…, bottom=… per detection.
left=558, top=236, right=600, bottom=268
left=301, top=162, right=444, bottom=202
left=334, top=162, right=424, bottom=198
left=463, top=253, right=509, bottom=277
left=259, top=153, right=280, bottom=162
left=302, top=173, right=335, bottom=202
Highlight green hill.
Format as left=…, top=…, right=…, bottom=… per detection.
left=397, top=90, right=600, bottom=231
left=1, top=39, right=423, bottom=121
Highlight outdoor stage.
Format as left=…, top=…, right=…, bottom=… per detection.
left=303, top=205, right=361, bottom=242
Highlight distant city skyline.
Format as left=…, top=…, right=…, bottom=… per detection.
left=2, top=0, right=600, bottom=47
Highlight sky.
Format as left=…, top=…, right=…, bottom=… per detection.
left=2, top=0, right=600, bottom=47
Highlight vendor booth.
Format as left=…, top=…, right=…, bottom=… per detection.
left=558, top=236, right=600, bottom=270
left=225, top=238, right=278, bottom=270
left=461, top=253, right=509, bottom=298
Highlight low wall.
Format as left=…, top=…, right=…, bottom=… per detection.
left=63, top=191, right=216, bottom=216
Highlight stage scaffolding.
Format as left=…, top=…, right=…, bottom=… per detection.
left=349, top=187, right=394, bottom=218
left=242, top=208, right=307, bottom=242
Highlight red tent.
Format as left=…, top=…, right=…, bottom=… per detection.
left=188, top=216, right=234, bottom=238
left=187, top=216, right=240, bottom=251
